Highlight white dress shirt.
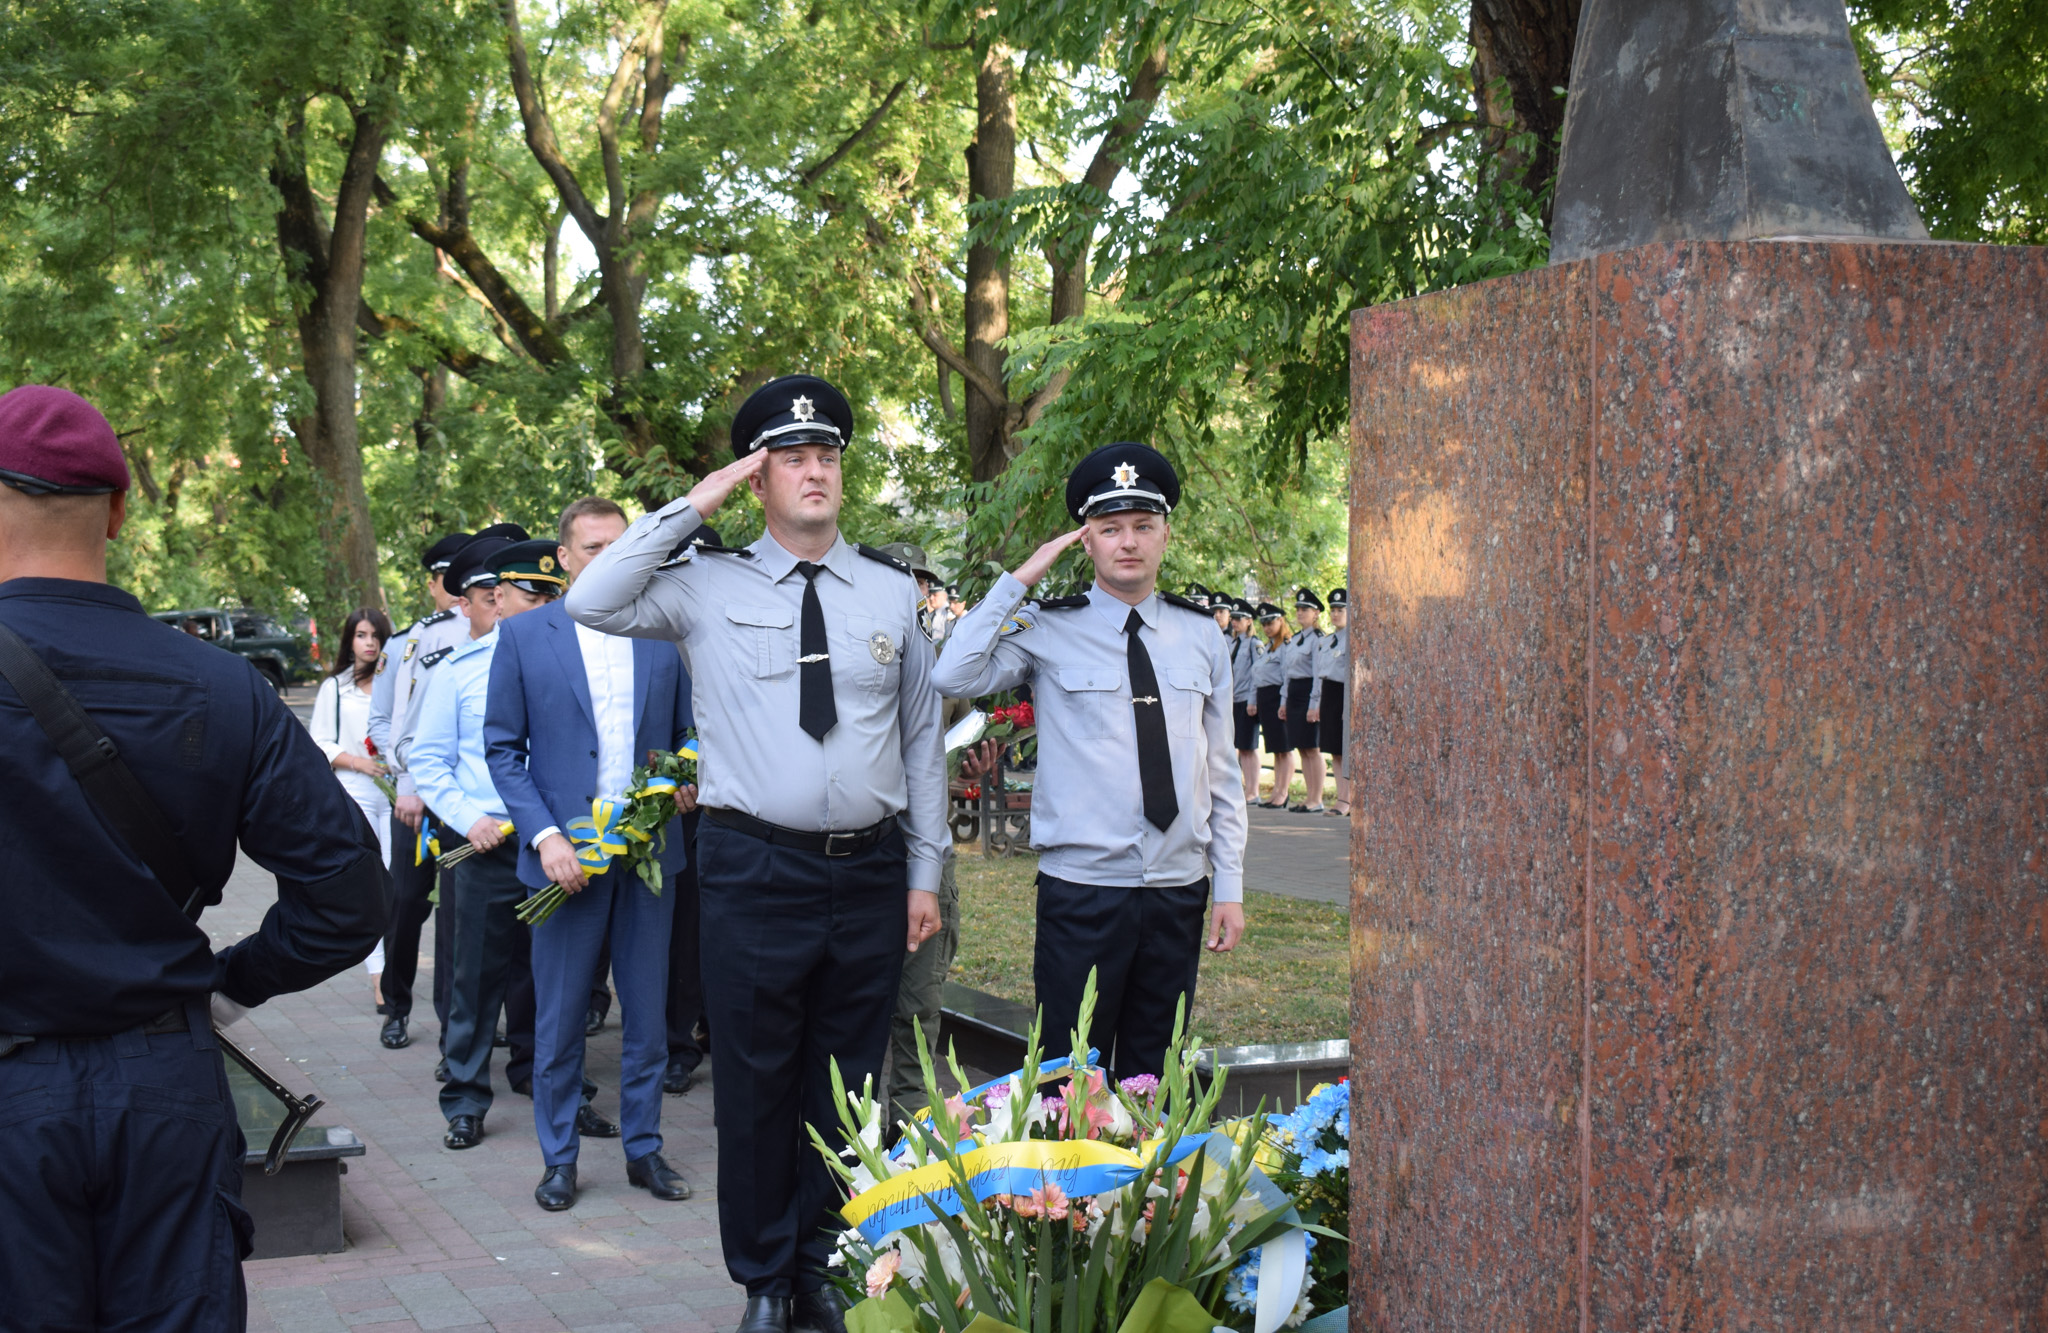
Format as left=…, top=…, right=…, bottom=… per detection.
left=578, top=620, right=637, bottom=801
left=528, top=622, right=639, bottom=850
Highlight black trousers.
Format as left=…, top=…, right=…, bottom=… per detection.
left=440, top=843, right=528, bottom=1122
left=0, top=1001, right=248, bottom=1332
left=698, top=818, right=907, bottom=1297
left=666, top=811, right=706, bottom=1073
left=1034, top=874, right=1209, bottom=1082
left=381, top=809, right=447, bottom=1028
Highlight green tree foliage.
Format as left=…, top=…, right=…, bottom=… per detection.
left=1853, top=0, right=2047, bottom=244
left=0, top=0, right=2031, bottom=628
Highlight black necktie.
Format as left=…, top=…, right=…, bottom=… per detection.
left=796, top=561, right=836, bottom=742
left=1125, top=608, right=1178, bottom=832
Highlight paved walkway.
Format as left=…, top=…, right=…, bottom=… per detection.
left=1241, top=804, right=1351, bottom=906
left=216, top=856, right=739, bottom=1333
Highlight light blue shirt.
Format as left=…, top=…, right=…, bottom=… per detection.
left=930, top=573, right=1248, bottom=903
left=1228, top=633, right=1258, bottom=703
left=408, top=627, right=507, bottom=837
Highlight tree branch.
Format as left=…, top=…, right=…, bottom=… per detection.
left=798, top=80, right=909, bottom=188
left=375, top=170, right=570, bottom=366
left=501, top=0, right=605, bottom=245
left=357, top=301, right=498, bottom=382
left=906, top=268, right=1004, bottom=405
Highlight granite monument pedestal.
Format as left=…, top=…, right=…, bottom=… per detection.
left=1347, top=239, right=2045, bottom=1330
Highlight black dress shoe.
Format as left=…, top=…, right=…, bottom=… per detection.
left=380, top=1014, right=410, bottom=1049
left=444, top=1114, right=484, bottom=1150
left=793, top=1288, right=848, bottom=1333
left=661, top=1059, right=695, bottom=1095
left=625, top=1150, right=691, bottom=1200
left=736, top=1295, right=790, bottom=1333
left=534, top=1164, right=577, bottom=1211
left=576, top=1104, right=620, bottom=1138
left=375, top=1001, right=390, bottom=1015
left=433, top=1057, right=450, bottom=1083
left=493, top=1026, right=509, bottom=1048
left=510, top=1078, right=533, bottom=1097
left=585, top=1007, right=605, bottom=1036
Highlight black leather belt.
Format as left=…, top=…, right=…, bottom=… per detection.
left=704, top=806, right=895, bottom=857
left=3, top=1006, right=188, bottom=1053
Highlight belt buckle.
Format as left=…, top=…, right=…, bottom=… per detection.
left=824, top=830, right=861, bottom=857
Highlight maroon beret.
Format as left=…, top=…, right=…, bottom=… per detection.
left=0, top=385, right=131, bottom=496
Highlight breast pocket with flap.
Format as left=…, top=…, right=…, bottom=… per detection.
left=1053, top=667, right=1122, bottom=740
left=1164, top=665, right=1211, bottom=738
left=724, top=604, right=794, bottom=679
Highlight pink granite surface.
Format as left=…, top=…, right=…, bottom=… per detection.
left=1347, top=240, right=2048, bottom=1331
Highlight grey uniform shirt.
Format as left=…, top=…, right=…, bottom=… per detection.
left=1281, top=627, right=1324, bottom=684
left=562, top=498, right=947, bottom=895
left=1249, top=637, right=1287, bottom=690
left=930, top=573, right=1248, bottom=903
left=1316, top=625, right=1349, bottom=685
left=1228, top=633, right=1258, bottom=704
left=367, top=607, right=469, bottom=797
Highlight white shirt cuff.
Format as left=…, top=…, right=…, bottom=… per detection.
left=530, top=825, right=562, bottom=850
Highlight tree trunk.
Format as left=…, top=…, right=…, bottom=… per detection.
left=273, top=108, right=388, bottom=613
left=964, top=41, right=1017, bottom=483
left=1469, top=0, right=1581, bottom=213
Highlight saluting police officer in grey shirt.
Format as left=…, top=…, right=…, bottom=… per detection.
left=565, top=375, right=944, bottom=1333
left=931, top=442, right=1248, bottom=1082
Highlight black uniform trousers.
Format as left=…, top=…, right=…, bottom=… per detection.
left=698, top=818, right=907, bottom=1297
left=1033, top=874, right=1209, bottom=1082
left=667, top=809, right=706, bottom=1075
left=381, top=809, right=450, bottom=1030
left=0, top=1000, right=249, bottom=1333
left=440, top=843, right=530, bottom=1122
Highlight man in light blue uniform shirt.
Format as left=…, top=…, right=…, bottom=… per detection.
left=931, top=441, right=1247, bottom=1080
left=409, top=534, right=556, bottom=1150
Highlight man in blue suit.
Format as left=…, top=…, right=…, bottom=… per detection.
left=486, top=497, right=698, bottom=1212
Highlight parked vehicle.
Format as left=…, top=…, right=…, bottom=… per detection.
left=151, top=607, right=319, bottom=690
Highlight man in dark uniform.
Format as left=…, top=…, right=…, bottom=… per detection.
left=0, top=385, right=387, bottom=1329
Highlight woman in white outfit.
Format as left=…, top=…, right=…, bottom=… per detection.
left=310, top=607, right=395, bottom=1003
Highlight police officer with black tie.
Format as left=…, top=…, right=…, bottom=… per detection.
left=565, top=374, right=945, bottom=1333
left=0, top=386, right=387, bottom=1327
left=931, top=442, right=1249, bottom=1080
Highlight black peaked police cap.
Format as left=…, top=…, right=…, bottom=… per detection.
left=422, top=532, right=473, bottom=572
left=731, top=375, right=854, bottom=458
left=446, top=535, right=515, bottom=593
left=1065, top=442, right=1180, bottom=522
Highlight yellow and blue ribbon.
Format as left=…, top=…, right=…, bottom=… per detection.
left=566, top=798, right=646, bottom=877
left=841, top=1132, right=1208, bottom=1245
left=414, top=822, right=440, bottom=866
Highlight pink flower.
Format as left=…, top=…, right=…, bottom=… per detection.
left=1031, top=1183, right=1070, bottom=1221
left=1117, top=1074, right=1159, bottom=1099
left=865, top=1249, right=901, bottom=1298
left=1013, top=1192, right=1043, bottom=1220
left=943, top=1094, right=972, bottom=1126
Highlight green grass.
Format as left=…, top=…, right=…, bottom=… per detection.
left=949, top=848, right=1350, bottom=1048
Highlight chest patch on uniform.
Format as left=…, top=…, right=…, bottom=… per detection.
left=402, top=640, right=417, bottom=663
left=869, top=631, right=897, bottom=664
left=375, top=652, right=389, bottom=676
left=419, top=647, right=453, bottom=669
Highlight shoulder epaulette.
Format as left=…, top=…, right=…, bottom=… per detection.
left=422, top=608, right=456, bottom=627
left=666, top=537, right=755, bottom=562
left=1159, top=592, right=1212, bottom=616
left=419, top=646, right=454, bottom=669
left=1031, top=595, right=1091, bottom=610
left=856, top=544, right=913, bottom=576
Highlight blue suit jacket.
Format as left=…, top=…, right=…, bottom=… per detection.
left=484, top=599, right=694, bottom=891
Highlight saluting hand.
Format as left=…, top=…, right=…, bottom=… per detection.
left=906, top=889, right=941, bottom=953
left=683, top=449, right=767, bottom=518
left=1207, top=902, right=1245, bottom=953
left=1013, top=527, right=1087, bottom=588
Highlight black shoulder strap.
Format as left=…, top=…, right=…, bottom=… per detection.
left=1032, top=595, right=1091, bottom=610
left=855, top=544, right=913, bottom=576
left=0, top=620, right=205, bottom=918
left=1159, top=591, right=1212, bottom=616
